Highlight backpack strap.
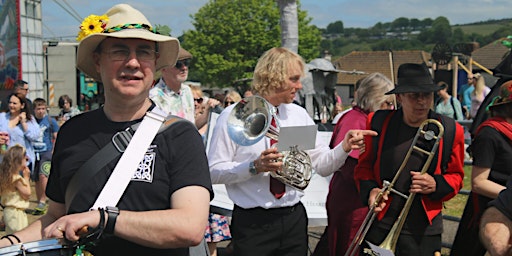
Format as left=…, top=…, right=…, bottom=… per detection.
left=450, top=97, right=460, bottom=121
left=370, top=110, right=394, bottom=162
left=437, top=114, right=456, bottom=171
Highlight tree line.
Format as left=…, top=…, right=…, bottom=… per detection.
left=321, top=17, right=512, bottom=58
left=176, top=0, right=512, bottom=88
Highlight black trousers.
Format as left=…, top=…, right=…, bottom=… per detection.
left=363, top=226, right=441, bottom=256
left=231, top=202, right=308, bottom=256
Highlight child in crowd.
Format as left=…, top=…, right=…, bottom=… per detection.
left=32, top=98, right=59, bottom=215
left=0, top=144, right=31, bottom=233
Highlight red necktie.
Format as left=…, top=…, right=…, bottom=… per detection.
left=269, top=116, right=285, bottom=199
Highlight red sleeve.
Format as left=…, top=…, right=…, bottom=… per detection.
left=423, top=122, right=465, bottom=222
left=431, top=122, right=465, bottom=201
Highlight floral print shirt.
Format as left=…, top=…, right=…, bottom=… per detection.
left=149, top=78, right=195, bottom=122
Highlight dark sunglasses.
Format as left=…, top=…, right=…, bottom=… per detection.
left=175, top=59, right=191, bottom=69
left=194, top=97, right=204, bottom=104
left=225, top=101, right=236, bottom=106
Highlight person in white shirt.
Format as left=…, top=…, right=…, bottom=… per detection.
left=207, top=47, right=376, bottom=256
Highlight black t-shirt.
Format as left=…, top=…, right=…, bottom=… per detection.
left=47, top=107, right=213, bottom=255
left=471, top=126, right=512, bottom=184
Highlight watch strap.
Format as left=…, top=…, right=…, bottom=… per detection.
left=105, top=206, right=119, bottom=234
left=249, top=161, right=257, bottom=175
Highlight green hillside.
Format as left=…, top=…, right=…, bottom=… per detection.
left=454, top=19, right=512, bottom=36
left=323, top=18, right=512, bottom=59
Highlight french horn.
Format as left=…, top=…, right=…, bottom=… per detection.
left=227, top=96, right=312, bottom=190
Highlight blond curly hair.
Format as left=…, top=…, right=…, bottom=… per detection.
left=251, top=47, right=305, bottom=97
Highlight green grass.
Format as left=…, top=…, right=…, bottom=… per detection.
left=443, top=165, right=472, bottom=218
left=454, top=23, right=506, bottom=36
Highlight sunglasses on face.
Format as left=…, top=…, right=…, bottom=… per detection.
left=194, top=97, right=204, bottom=104
left=175, top=59, right=191, bottom=69
left=224, top=101, right=236, bottom=106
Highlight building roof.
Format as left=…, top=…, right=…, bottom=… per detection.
left=471, top=40, right=510, bottom=72
left=332, top=50, right=431, bottom=85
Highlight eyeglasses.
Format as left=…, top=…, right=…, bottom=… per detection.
left=18, top=87, right=29, bottom=91
left=194, top=97, right=204, bottom=104
left=175, top=59, right=191, bottom=69
left=403, top=92, right=433, bottom=100
left=225, top=101, right=236, bottom=106
left=103, top=48, right=158, bottom=62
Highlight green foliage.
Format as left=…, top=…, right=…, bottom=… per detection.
left=326, top=21, right=344, bottom=34
left=154, top=24, right=172, bottom=36
left=181, top=0, right=320, bottom=88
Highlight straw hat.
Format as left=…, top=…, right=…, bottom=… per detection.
left=386, top=63, right=445, bottom=95
left=76, top=4, right=180, bottom=81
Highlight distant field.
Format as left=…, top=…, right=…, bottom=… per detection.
left=454, top=21, right=512, bottom=36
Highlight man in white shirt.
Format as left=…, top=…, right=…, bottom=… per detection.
left=150, top=47, right=195, bottom=122
left=207, top=47, right=376, bottom=256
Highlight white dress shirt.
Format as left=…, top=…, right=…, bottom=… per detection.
left=208, top=102, right=349, bottom=209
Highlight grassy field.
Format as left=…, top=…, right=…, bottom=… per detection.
left=454, top=23, right=507, bottom=36
left=442, top=165, right=472, bottom=218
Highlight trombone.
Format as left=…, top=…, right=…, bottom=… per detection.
left=345, top=119, right=444, bottom=256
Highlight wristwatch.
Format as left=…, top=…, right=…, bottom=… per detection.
left=249, top=161, right=258, bottom=175
left=105, top=206, right=120, bottom=234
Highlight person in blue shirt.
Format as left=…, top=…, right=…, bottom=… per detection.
left=462, top=73, right=480, bottom=119
left=31, top=98, right=59, bottom=215
left=435, top=82, right=464, bottom=121
left=0, top=93, right=40, bottom=172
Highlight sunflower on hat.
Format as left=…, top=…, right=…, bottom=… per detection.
left=76, top=14, right=109, bottom=41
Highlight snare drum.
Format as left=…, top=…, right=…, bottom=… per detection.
left=0, top=239, right=74, bottom=256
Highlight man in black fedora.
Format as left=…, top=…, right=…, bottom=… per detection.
left=354, top=63, right=466, bottom=255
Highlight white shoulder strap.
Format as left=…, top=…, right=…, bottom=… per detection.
left=91, top=106, right=167, bottom=209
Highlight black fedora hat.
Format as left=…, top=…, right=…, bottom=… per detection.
left=385, top=63, right=445, bottom=95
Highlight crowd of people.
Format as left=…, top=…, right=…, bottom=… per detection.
left=0, top=3, right=509, bottom=256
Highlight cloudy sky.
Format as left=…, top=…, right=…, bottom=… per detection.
left=42, top=0, right=512, bottom=40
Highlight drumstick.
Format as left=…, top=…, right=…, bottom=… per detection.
left=77, top=226, right=89, bottom=236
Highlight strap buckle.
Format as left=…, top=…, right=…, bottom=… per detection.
left=112, top=128, right=133, bottom=153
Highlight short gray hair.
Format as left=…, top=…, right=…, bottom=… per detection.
left=356, top=73, right=394, bottom=112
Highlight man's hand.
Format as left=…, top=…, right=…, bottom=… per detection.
left=43, top=210, right=102, bottom=242
left=341, top=129, right=378, bottom=153
left=369, top=187, right=388, bottom=213
left=253, top=148, right=283, bottom=173
left=409, top=171, right=436, bottom=194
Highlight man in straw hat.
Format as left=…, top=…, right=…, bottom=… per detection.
left=354, top=63, right=465, bottom=255
left=0, top=4, right=212, bottom=255
left=208, top=47, right=376, bottom=256
left=150, top=47, right=195, bottom=123
left=473, top=80, right=512, bottom=256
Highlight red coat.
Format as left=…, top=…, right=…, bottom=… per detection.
left=354, top=110, right=465, bottom=223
